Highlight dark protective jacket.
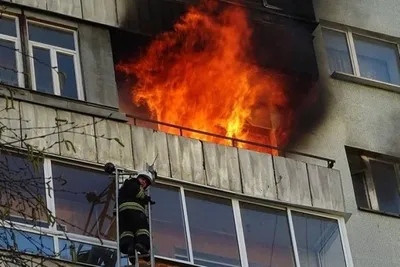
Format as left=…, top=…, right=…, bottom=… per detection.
left=114, top=177, right=152, bottom=214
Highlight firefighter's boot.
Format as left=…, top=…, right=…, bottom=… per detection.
left=135, top=243, right=150, bottom=262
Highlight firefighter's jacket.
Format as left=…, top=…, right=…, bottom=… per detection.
left=115, top=178, right=150, bottom=214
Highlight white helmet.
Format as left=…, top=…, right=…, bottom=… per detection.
left=135, top=170, right=155, bottom=186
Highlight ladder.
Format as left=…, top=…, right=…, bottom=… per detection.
left=106, top=163, right=156, bottom=267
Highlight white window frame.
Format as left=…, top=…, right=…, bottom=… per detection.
left=161, top=182, right=354, bottom=267
left=322, top=26, right=400, bottom=86
left=0, top=13, right=24, bottom=87
left=26, top=20, right=84, bottom=101
left=0, top=157, right=354, bottom=267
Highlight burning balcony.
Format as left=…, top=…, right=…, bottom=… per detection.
left=112, top=0, right=322, bottom=155
left=106, top=0, right=345, bottom=213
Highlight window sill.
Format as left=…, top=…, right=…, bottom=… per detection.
left=358, top=207, right=400, bottom=219
left=0, top=84, right=127, bottom=122
left=331, top=71, right=400, bottom=94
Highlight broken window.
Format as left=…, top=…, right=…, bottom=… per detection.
left=346, top=148, right=400, bottom=215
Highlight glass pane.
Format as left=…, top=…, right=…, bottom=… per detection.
left=240, top=203, right=295, bottom=267
left=370, top=160, right=400, bottom=214
left=0, top=16, right=17, bottom=37
left=32, top=46, right=54, bottom=94
left=353, top=34, right=400, bottom=85
left=292, top=212, right=346, bottom=267
left=57, top=52, right=78, bottom=99
left=0, top=39, right=18, bottom=86
left=59, top=239, right=120, bottom=267
left=0, top=153, right=46, bottom=225
left=351, top=172, right=370, bottom=209
left=52, top=162, right=115, bottom=240
left=28, top=23, right=75, bottom=50
left=185, top=191, right=241, bottom=267
left=322, top=29, right=353, bottom=75
left=0, top=227, right=54, bottom=256
left=152, top=184, right=188, bottom=261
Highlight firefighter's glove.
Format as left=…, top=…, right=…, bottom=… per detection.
left=144, top=195, right=155, bottom=205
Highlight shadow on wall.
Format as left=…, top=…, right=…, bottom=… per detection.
left=111, top=0, right=328, bottom=150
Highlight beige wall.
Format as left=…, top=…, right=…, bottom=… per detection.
left=286, top=2, right=400, bottom=266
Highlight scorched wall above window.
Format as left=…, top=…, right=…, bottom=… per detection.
left=111, top=0, right=324, bottom=153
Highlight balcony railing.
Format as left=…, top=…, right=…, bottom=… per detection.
left=126, top=114, right=335, bottom=168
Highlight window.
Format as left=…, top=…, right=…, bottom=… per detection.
left=27, top=22, right=83, bottom=100
left=59, top=239, right=123, bottom=267
left=347, top=148, right=400, bottom=215
left=185, top=191, right=241, bottom=267
left=0, top=153, right=47, bottom=225
left=52, top=162, right=115, bottom=240
left=0, top=227, right=54, bottom=256
left=0, top=155, right=352, bottom=267
left=151, top=185, right=189, bottom=260
left=240, top=203, right=295, bottom=267
left=0, top=15, right=23, bottom=87
left=322, top=27, right=400, bottom=85
left=291, top=212, right=346, bottom=267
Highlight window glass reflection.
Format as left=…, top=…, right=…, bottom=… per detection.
left=240, top=203, right=295, bottom=267
left=57, top=52, right=78, bottom=99
left=0, top=16, right=17, bottom=37
left=59, top=239, right=119, bottom=266
left=33, top=46, right=54, bottom=94
left=322, top=29, right=353, bottom=75
left=0, top=153, right=46, bottom=225
left=0, top=39, right=18, bottom=86
left=292, top=211, right=346, bottom=267
left=28, top=23, right=75, bottom=50
left=185, top=191, right=240, bottom=267
left=0, top=227, right=54, bottom=256
left=354, top=34, right=400, bottom=85
left=152, top=184, right=189, bottom=261
left=52, top=162, right=115, bottom=240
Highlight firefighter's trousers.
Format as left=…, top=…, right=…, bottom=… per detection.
left=118, top=205, right=150, bottom=255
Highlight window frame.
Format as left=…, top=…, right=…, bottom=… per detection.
left=26, top=20, right=84, bottom=101
left=321, top=26, right=400, bottom=86
left=0, top=13, right=24, bottom=87
left=359, top=155, right=400, bottom=213
left=0, top=155, right=354, bottom=267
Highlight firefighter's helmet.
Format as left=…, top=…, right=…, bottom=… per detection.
left=135, top=170, right=155, bottom=186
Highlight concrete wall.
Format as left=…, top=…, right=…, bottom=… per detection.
left=0, top=97, right=346, bottom=215
left=78, top=23, right=119, bottom=108
left=0, top=3, right=119, bottom=109
left=287, top=1, right=400, bottom=267
left=313, top=0, right=400, bottom=37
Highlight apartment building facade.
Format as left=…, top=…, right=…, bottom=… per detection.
left=0, top=1, right=397, bottom=267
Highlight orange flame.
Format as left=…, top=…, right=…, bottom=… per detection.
left=117, top=0, right=294, bottom=153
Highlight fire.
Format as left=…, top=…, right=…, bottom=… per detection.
left=117, top=0, right=295, bottom=153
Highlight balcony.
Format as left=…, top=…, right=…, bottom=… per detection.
left=0, top=97, right=345, bottom=214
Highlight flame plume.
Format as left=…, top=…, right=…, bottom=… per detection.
left=117, top=0, right=295, bottom=153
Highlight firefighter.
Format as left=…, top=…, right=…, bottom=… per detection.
left=116, top=170, right=156, bottom=264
